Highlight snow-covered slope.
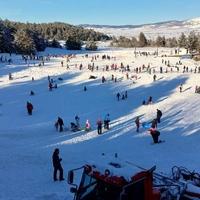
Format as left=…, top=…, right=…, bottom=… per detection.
left=0, top=47, right=200, bottom=200
left=81, top=17, right=200, bottom=39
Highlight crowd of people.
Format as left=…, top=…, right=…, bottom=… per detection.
left=4, top=49, right=200, bottom=183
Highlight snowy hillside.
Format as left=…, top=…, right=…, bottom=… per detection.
left=81, top=17, right=200, bottom=39
left=0, top=46, right=200, bottom=200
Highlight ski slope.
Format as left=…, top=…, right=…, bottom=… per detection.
left=0, top=47, right=200, bottom=200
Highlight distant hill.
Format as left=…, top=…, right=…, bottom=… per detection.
left=80, top=18, right=200, bottom=39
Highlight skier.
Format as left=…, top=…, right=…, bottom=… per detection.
left=84, top=86, right=87, bottom=91
left=116, top=93, right=120, bottom=101
left=57, top=117, right=64, bottom=132
left=156, top=109, right=162, bottom=123
left=26, top=101, right=33, bottom=115
left=52, top=148, right=64, bottom=181
left=148, top=127, right=161, bottom=144
left=85, top=119, right=91, bottom=132
left=104, top=114, right=110, bottom=130
left=97, top=119, right=102, bottom=134
left=135, top=117, right=140, bottom=132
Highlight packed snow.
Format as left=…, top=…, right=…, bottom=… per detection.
left=0, top=46, right=200, bottom=200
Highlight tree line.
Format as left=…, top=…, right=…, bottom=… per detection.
left=0, top=19, right=110, bottom=54
left=111, top=32, right=200, bottom=53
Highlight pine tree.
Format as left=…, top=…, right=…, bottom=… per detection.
left=65, top=36, right=82, bottom=50
left=187, top=32, right=198, bottom=53
left=0, top=25, right=14, bottom=53
left=131, top=37, right=138, bottom=47
left=31, top=31, right=47, bottom=51
left=14, top=29, right=36, bottom=55
left=167, top=37, right=178, bottom=48
left=138, top=32, right=147, bottom=47
left=156, top=36, right=166, bottom=47
left=178, top=33, right=187, bottom=48
left=85, top=40, right=98, bottom=51
left=50, top=39, right=61, bottom=48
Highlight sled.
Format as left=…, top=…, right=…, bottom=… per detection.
left=142, top=122, right=151, bottom=129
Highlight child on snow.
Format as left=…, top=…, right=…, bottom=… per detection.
left=85, top=120, right=91, bottom=132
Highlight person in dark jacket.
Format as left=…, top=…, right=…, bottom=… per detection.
left=57, top=117, right=64, bottom=132
left=147, top=96, right=153, bottom=104
left=97, top=119, right=102, bottom=134
left=149, top=128, right=160, bottom=144
left=52, top=148, right=64, bottom=181
left=104, top=114, right=110, bottom=130
left=156, top=109, right=162, bottom=123
left=27, top=101, right=33, bottom=115
left=135, top=117, right=140, bottom=132
left=116, top=93, right=120, bottom=101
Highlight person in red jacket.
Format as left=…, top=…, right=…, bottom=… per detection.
left=27, top=101, right=33, bottom=115
left=148, top=127, right=160, bottom=144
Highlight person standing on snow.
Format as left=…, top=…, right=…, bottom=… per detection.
left=52, top=148, right=64, bottom=181
left=179, top=84, right=183, bottom=93
left=147, top=96, right=153, bottom=104
left=75, top=115, right=80, bottom=129
left=85, top=119, right=91, bottom=132
left=116, top=93, right=120, bottom=101
left=148, top=127, right=161, bottom=144
left=104, top=114, right=110, bottom=130
left=153, top=74, right=157, bottom=81
left=57, top=117, right=64, bottom=132
left=135, top=117, right=140, bottom=132
left=156, top=109, right=162, bottom=123
left=26, top=101, right=33, bottom=115
left=97, top=119, right=103, bottom=134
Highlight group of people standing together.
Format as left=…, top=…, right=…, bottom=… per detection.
left=54, top=114, right=110, bottom=135
left=135, top=109, right=163, bottom=144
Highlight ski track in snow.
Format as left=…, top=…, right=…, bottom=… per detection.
left=0, top=47, right=200, bottom=199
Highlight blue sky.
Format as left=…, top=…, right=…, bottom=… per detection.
left=0, top=0, right=200, bottom=25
